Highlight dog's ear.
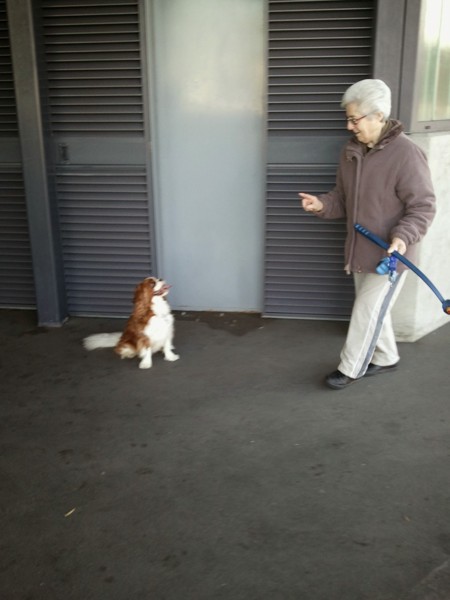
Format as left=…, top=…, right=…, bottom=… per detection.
left=133, top=281, right=145, bottom=305
left=133, top=279, right=154, bottom=308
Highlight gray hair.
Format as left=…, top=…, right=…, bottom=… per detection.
left=341, top=79, right=391, bottom=120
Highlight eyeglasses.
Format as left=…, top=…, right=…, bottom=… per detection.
left=346, top=114, right=369, bottom=126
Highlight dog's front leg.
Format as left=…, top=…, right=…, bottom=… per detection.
left=163, top=340, right=179, bottom=362
left=139, top=347, right=152, bottom=369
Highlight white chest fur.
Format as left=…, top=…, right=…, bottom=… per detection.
left=144, top=296, right=175, bottom=352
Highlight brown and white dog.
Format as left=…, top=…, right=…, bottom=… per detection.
left=83, top=277, right=179, bottom=369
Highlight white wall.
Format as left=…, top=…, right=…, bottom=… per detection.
left=392, top=132, right=450, bottom=341
left=148, top=0, right=266, bottom=311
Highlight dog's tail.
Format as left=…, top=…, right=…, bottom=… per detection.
left=83, top=332, right=122, bottom=351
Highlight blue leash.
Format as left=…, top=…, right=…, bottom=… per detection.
left=354, top=224, right=450, bottom=315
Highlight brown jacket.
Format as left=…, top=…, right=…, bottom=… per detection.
left=316, top=120, right=436, bottom=273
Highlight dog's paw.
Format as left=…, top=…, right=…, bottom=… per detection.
left=139, top=359, right=152, bottom=369
left=165, top=353, right=180, bottom=362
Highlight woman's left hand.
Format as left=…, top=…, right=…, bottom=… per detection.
left=388, top=237, right=407, bottom=255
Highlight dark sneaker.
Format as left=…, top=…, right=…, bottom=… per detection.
left=325, top=370, right=356, bottom=390
left=364, top=363, right=398, bottom=377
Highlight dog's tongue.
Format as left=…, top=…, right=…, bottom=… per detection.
left=156, top=283, right=171, bottom=295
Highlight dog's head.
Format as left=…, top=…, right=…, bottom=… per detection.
left=133, top=277, right=171, bottom=307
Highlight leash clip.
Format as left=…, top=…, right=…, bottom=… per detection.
left=375, top=255, right=398, bottom=283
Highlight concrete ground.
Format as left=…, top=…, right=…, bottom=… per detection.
left=1, top=308, right=450, bottom=600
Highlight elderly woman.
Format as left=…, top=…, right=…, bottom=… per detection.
left=299, top=79, right=436, bottom=390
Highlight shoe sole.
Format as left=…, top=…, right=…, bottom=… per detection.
left=364, top=365, right=398, bottom=377
left=325, top=379, right=357, bottom=390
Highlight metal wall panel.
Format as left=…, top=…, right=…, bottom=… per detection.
left=264, top=0, right=375, bottom=319
left=149, top=0, right=266, bottom=312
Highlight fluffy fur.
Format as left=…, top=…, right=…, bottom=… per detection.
left=83, top=277, right=179, bottom=369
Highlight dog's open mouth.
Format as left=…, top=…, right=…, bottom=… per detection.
left=154, top=283, right=171, bottom=296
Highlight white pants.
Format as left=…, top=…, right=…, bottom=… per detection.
left=338, top=272, right=407, bottom=379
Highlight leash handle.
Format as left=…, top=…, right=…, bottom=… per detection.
left=354, top=224, right=446, bottom=304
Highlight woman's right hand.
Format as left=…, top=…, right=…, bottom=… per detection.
left=299, top=193, right=323, bottom=213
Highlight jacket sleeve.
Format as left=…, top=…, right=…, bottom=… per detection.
left=316, top=163, right=347, bottom=220
left=390, top=142, right=436, bottom=246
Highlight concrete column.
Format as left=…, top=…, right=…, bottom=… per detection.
left=392, top=132, right=450, bottom=341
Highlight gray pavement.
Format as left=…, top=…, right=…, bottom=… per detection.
left=1, top=308, right=450, bottom=600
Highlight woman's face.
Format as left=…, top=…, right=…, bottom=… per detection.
left=345, top=102, right=385, bottom=146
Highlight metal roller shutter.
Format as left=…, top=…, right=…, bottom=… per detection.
left=0, top=0, right=36, bottom=308
left=264, top=0, right=375, bottom=319
left=0, top=167, right=36, bottom=308
left=56, top=166, right=152, bottom=315
left=41, top=0, right=154, bottom=316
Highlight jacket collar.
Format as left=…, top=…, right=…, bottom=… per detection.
left=345, top=119, right=404, bottom=159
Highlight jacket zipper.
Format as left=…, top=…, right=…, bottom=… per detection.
left=346, top=150, right=363, bottom=273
